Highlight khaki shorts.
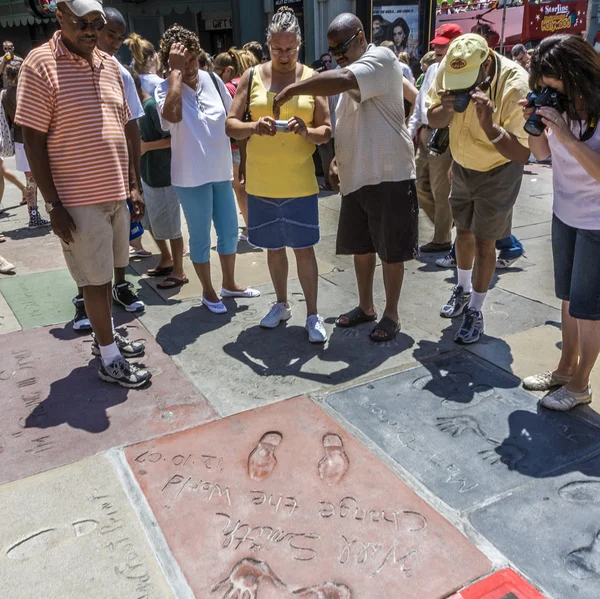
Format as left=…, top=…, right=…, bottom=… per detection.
left=60, top=201, right=130, bottom=287
left=449, top=161, right=524, bottom=240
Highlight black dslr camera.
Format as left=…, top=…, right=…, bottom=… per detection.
left=524, top=88, right=568, bottom=136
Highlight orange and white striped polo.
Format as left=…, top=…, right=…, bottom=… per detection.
left=15, top=31, right=131, bottom=207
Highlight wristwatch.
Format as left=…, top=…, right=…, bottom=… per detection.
left=45, top=201, right=62, bottom=212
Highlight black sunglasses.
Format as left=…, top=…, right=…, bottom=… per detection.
left=328, top=30, right=362, bottom=58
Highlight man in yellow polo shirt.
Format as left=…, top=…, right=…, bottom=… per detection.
left=427, top=34, right=530, bottom=344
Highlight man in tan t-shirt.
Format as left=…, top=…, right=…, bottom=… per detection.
left=274, top=13, right=417, bottom=343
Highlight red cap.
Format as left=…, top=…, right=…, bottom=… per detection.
left=431, top=23, right=464, bottom=46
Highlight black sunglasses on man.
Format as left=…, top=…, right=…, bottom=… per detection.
left=328, top=30, right=362, bottom=58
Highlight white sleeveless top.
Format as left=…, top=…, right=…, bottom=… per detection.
left=549, top=117, right=600, bottom=230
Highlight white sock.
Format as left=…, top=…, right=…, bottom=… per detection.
left=469, top=291, right=487, bottom=312
left=457, top=268, right=473, bottom=293
left=99, top=342, right=121, bottom=366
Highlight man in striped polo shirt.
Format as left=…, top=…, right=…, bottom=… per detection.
left=15, top=0, right=151, bottom=388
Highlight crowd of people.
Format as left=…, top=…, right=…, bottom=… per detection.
left=0, top=0, right=597, bottom=412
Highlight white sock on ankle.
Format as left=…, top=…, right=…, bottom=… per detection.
left=457, top=268, right=473, bottom=293
left=469, top=291, right=487, bottom=312
left=99, top=342, right=121, bottom=366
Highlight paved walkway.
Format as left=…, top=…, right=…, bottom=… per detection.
left=0, top=159, right=598, bottom=599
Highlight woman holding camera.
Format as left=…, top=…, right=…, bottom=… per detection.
left=522, top=34, right=600, bottom=411
left=226, top=7, right=331, bottom=343
left=156, top=25, right=259, bottom=313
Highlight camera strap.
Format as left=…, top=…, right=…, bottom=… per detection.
left=580, top=116, right=598, bottom=142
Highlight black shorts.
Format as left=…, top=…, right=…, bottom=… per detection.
left=336, top=180, right=419, bottom=263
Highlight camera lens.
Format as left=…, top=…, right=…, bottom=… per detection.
left=453, top=92, right=471, bottom=113
left=524, top=113, right=546, bottom=137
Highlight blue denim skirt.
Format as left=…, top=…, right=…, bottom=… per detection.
left=248, top=194, right=320, bottom=250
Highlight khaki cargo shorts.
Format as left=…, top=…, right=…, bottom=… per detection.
left=449, top=161, right=524, bottom=240
left=60, top=201, right=130, bottom=287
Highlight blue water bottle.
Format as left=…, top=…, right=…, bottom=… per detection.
left=127, top=198, right=144, bottom=241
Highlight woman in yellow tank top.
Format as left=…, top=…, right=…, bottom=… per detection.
left=227, top=7, right=331, bottom=343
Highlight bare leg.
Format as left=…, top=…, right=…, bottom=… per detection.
left=567, top=318, right=600, bottom=393
left=24, top=172, right=38, bottom=206
left=130, top=236, right=145, bottom=251
left=219, top=252, right=246, bottom=292
left=556, top=300, right=579, bottom=377
left=169, top=237, right=186, bottom=280
left=293, top=247, right=318, bottom=317
left=336, top=253, right=377, bottom=325
left=2, top=166, right=25, bottom=193
left=114, top=267, right=126, bottom=284
left=232, top=163, right=248, bottom=231
left=192, top=260, right=219, bottom=303
left=472, top=237, right=497, bottom=294
left=154, top=239, right=173, bottom=269
left=455, top=228, right=475, bottom=271
left=82, top=283, right=113, bottom=346
left=381, top=261, right=405, bottom=324
left=267, top=248, right=289, bottom=305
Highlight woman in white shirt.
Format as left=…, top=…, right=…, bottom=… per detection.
left=522, top=35, right=600, bottom=411
left=156, top=26, right=259, bottom=313
left=125, top=33, right=164, bottom=96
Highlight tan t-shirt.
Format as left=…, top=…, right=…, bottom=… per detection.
left=335, top=45, right=416, bottom=196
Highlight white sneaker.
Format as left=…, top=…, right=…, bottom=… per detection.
left=306, top=314, right=327, bottom=343
left=540, top=385, right=592, bottom=411
left=260, top=302, right=292, bottom=329
left=522, top=370, right=571, bottom=391
left=0, top=256, right=15, bottom=273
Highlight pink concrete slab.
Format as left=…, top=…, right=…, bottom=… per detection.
left=0, top=319, right=217, bottom=485
left=125, top=396, right=491, bottom=598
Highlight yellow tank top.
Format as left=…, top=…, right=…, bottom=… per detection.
left=246, top=64, right=319, bottom=198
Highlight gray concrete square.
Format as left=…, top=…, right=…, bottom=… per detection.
left=470, top=461, right=600, bottom=599
left=324, top=352, right=600, bottom=511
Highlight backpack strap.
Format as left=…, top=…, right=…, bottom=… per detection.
left=244, top=66, right=255, bottom=122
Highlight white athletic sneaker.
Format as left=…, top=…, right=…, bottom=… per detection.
left=306, top=314, right=327, bottom=343
left=522, top=370, right=571, bottom=391
left=540, top=385, right=592, bottom=411
left=260, top=302, right=292, bottom=329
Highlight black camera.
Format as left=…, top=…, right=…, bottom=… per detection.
left=524, top=87, right=568, bottom=137
left=453, top=92, right=471, bottom=113
left=427, top=127, right=450, bottom=156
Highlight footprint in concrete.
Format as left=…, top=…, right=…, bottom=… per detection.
left=248, top=432, right=283, bottom=481
left=211, top=557, right=287, bottom=597
left=318, top=434, right=349, bottom=486
left=7, top=520, right=98, bottom=560
left=293, top=581, right=352, bottom=598
left=565, top=530, right=600, bottom=579
left=559, top=481, right=600, bottom=504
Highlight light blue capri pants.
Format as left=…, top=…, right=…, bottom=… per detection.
left=174, top=180, right=238, bottom=264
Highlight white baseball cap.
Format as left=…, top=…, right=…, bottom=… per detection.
left=57, top=0, right=105, bottom=17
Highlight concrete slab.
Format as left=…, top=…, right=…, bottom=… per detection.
left=0, top=322, right=217, bottom=484
left=125, top=396, right=491, bottom=598
left=466, top=325, right=600, bottom=418
left=0, top=290, right=20, bottom=334
left=470, top=460, right=600, bottom=599
left=139, top=277, right=440, bottom=417
left=0, top=456, right=174, bottom=598
left=0, top=268, right=154, bottom=329
left=324, top=352, right=600, bottom=511
left=0, top=268, right=77, bottom=329
left=449, top=569, right=546, bottom=598
left=495, top=236, right=560, bottom=310
left=322, top=264, right=560, bottom=344
left=130, top=243, right=334, bottom=304
left=0, top=225, right=63, bottom=276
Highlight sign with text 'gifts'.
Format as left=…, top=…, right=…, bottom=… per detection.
left=523, top=0, right=587, bottom=40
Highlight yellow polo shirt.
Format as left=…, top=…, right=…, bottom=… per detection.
left=426, top=52, right=530, bottom=172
